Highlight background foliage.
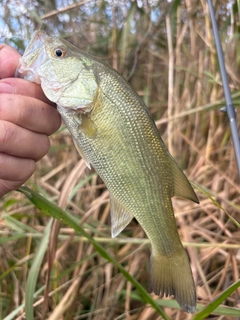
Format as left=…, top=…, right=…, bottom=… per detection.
left=0, top=0, right=240, bottom=319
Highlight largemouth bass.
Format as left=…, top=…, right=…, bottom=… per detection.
left=17, top=31, right=199, bottom=313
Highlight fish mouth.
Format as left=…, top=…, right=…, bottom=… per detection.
left=21, top=30, right=48, bottom=65
left=16, top=30, right=49, bottom=82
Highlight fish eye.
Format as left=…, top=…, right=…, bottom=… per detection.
left=54, top=48, right=67, bottom=58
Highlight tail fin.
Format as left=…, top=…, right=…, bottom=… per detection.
left=151, top=249, right=196, bottom=313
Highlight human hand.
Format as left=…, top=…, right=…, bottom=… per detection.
left=0, top=44, right=61, bottom=198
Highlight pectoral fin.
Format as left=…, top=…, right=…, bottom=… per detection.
left=110, top=193, right=134, bottom=238
left=79, top=114, right=97, bottom=139
left=73, top=138, right=91, bottom=169
left=169, top=156, right=199, bottom=203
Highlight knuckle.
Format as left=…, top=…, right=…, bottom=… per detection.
left=0, top=94, right=28, bottom=125
left=0, top=120, right=13, bottom=145
left=0, top=94, right=19, bottom=122
left=0, top=94, right=8, bottom=118
left=0, top=153, right=36, bottom=182
left=8, top=94, right=28, bottom=125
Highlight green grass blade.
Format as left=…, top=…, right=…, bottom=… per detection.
left=3, top=287, right=45, bottom=320
left=124, top=291, right=240, bottom=316
left=18, top=186, right=169, bottom=319
left=0, top=254, right=34, bottom=282
left=192, top=182, right=240, bottom=228
left=3, top=215, right=41, bottom=233
left=25, top=218, right=53, bottom=320
left=0, top=233, right=25, bottom=244
left=192, top=280, right=240, bottom=320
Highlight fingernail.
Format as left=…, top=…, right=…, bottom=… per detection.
left=0, top=82, right=14, bottom=94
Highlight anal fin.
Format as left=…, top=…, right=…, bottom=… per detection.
left=110, top=193, right=134, bottom=238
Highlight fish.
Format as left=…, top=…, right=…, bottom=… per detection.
left=17, top=30, right=199, bottom=313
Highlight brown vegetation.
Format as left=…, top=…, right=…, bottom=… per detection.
left=1, top=1, right=240, bottom=319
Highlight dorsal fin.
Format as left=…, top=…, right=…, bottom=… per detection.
left=169, top=156, right=199, bottom=203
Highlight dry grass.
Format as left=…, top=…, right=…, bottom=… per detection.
left=1, top=1, right=240, bottom=319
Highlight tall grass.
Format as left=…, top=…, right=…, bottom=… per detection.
left=1, top=1, right=240, bottom=319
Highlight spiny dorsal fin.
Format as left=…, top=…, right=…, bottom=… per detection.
left=110, top=193, right=134, bottom=238
left=169, top=156, right=199, bottom=203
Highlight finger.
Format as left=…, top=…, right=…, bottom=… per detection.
left=0, top=93, right=61, bottom=136
left=0, top=121, right=50, bottom=161
left=0, top=78, right=55, bottom=106
left=0, top=45, right=55, bottom=106
left=0, top=154, right=36, bottom=198
left=0, top=153, right=35, bottom=181
left=0, top=44, right=21, bottom=78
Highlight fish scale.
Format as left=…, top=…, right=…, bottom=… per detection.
left=17, top=30, right=199, bottom=313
